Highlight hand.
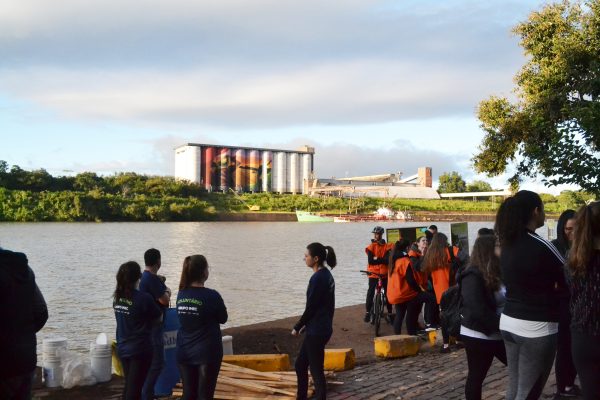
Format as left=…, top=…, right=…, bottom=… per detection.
left=291, top=329, right=299, bottom=337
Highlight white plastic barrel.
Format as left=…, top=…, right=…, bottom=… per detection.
left=42, top=337, right=67, bottom=388
left=222, top=335, right=233, bottom=355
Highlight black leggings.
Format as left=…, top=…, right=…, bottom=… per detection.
left=393, top=292, right=436, bottom=335
left=555, top=301, right=577, bottom=392
left=571, top=330, right=600, bottom=400
left=295, top=334, right=330, bottom=400
left=178, top=361, right=222, bottom=400
left=121, top=352, right=153, bottom=400
left=366, top=277, right=392, bottom=314
left=462, top=335, right=507, bottom=400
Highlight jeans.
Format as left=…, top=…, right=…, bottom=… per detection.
left=122, top=352, right=154, bottom=400
left=0, top=371, right=34, bottom=400
left=462, top=335, right=507, bottom=400
left=142, top=327, right=165, bottom=400
left=295, top=334, right=331, bottom=400
left=501, top=330, right=556, bottom=400
left=178, top=361, right=222, bottom=400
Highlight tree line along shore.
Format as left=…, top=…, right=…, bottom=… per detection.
left=0, top=161, right=594, bottom=222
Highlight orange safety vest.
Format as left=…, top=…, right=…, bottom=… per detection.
left=387, top=256, right=419, bottom=305
left=365, top=241, right=392, bottom=276
left=431, top=247, right=453, bottom=304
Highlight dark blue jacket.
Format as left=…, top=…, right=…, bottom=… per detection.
left=294, top=268, right=335, bottom=337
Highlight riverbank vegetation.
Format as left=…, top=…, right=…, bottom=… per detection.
left=0, top=162, right=593, bottom=222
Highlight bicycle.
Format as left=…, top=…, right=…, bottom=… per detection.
left=360, top=270, right=389, bottom=337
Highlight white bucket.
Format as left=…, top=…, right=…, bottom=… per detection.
left=42, top=337, right=67, bottom=388
left=90, top=343, right=112, bottom=382
left=222, top=335, right=233, bottom=355
left=90, top=333, right=112, bottom=382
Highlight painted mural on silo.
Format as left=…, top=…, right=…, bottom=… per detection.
left=202, top=146, right=215, bottom=191
left=248, top=150, right=260, bottom=192
left=261, top=151, right=272, bottom=192
left=219, top=148, right=230, bottom=191
left=234, top=149, right=246, bottom=192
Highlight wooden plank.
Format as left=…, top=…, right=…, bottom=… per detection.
left=218, top=375, right=296, bottom=397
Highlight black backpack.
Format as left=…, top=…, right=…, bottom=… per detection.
left=440, top=284, right=461, bottom=337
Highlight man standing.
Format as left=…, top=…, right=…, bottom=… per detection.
left=0, top=246, right=48, bottom=400
left=364, top=226, right=393, bottom=323
left=139, top=248, right=171, bottom=400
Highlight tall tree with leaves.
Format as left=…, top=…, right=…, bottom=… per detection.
left=438, top=171, right=467, bottom=193
left=475, top=0, right=600, bottom=195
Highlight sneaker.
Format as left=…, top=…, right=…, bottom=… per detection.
left=440, top=345, right=451, bottom=354
left=363, top=312, right=371, bottom=323
left=556, top=385, right=582, bottom=398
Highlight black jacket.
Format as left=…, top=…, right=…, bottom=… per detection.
left=501, top=231, right=566, bottom=322
left=459, top=267, right=500, bottom=336
left=0, top=248, right=48, bottom=377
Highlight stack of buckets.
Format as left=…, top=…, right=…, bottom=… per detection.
left=42, top=337, right=68, bottom=387
left=90, top=333, right=112, bottom=383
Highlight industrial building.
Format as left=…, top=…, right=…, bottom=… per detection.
left=174, top=143, right=315, bottom=193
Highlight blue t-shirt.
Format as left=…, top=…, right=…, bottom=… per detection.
left=176, top=287, right=228, bottom=364
left=114, top=290, right=162, bottom=358
left=139, top=270, right=168, bottom=343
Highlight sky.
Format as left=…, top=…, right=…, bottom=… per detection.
left=0, top=0, right=573, bottom=193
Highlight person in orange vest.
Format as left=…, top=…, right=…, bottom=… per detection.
left=422, top=232, right=454, bottom=352
left=364, top=226, right=393, bottom=323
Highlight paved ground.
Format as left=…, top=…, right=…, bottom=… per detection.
left=328, top=345, right=577, bottom=400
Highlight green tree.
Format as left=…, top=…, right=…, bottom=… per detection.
left=438, top=172, right=467, bottom=193
left=466, top=180, right=493, bottom=192
left=475, top=0, right=600, bottom=195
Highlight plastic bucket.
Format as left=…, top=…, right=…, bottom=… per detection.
left=42, top=337, right=67, bottom=388
left=154, top=308, right=180, bottom=396
left=222, top=335, right=233, bottom=355
left=90, top=343, right=112, bottom=382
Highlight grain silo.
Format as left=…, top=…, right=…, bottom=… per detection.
left=248, top=150, right=260, bottom=192
left=275, top=151, right=287, bottom=193
left=219, top=148, right=230, bottom=191
left=202, top=146, right=215, bottom=191
left=301, top=153, right=312, bottom=194
left=234, top=149, right=246, bottom=192
left=262, top=151, right=272, bottom=192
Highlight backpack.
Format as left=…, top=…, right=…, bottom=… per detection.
left=440, top=284, right=461, bottom=337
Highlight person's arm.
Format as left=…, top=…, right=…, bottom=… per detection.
left=215, top=292, right=228, bottom=324
left=32, top=283, right=48, bottom=332
left=405, top=264, right=422, bottom=293
left=293, top=276, right=324, bottom=332
left=158, top=287, right=171, bottom=307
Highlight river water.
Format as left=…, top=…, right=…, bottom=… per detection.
left=1, top=219, right=546, bottom=355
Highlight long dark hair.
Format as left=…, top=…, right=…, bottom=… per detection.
left=569, top=202, right=600, bottom=277
left=495, top=190, right=543, bottom=246
left=421, top=233, right=450, bottom=274
left=113, top=261, right=142, bottom=302
left=389, top=238, right=411, bottom=274
left=307, top=242, right=337, bottom=268
left=555, top=209, right=576, bottom=251
left=467, top=235, right=501, bottom=291
left=179, top=255, right=209, bottom=290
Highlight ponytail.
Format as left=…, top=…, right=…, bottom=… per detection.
left=113, top=261, right=142, bottom=303
left=307, top=242, right=336, bottom=269
left=389, top=238, right=410, bottom=274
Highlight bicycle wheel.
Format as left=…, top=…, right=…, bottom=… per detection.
left=374, top=292, right=382, bottom=336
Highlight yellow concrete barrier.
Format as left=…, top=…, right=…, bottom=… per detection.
left=222, top=354, right=291, bottom=372
left=374, top=335, right=421, bottom=359
left=324, top=348, right=355, bottom=371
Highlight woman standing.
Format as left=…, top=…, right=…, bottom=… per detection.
left=293, top=243, right=336, bottom=400
left=459, top=235, right=507, bottom=400
left=568, top=201, right=600, bottom=399
left=114, top=261, right=162, bottom=400
left=422, top=233, right=453, bottom=352
left=551, top=209, right=580, bottom=398
left=176, top=255, right=228, bottom=400
left=496, top=190, right=566, bottom=400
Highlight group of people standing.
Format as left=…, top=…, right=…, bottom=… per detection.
left=113, top=243, right=335, bottom=400
left=367, top=190, right=600, bottom=400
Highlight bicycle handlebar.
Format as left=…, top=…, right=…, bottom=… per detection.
left=359, top=270, right=387, bottom=278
